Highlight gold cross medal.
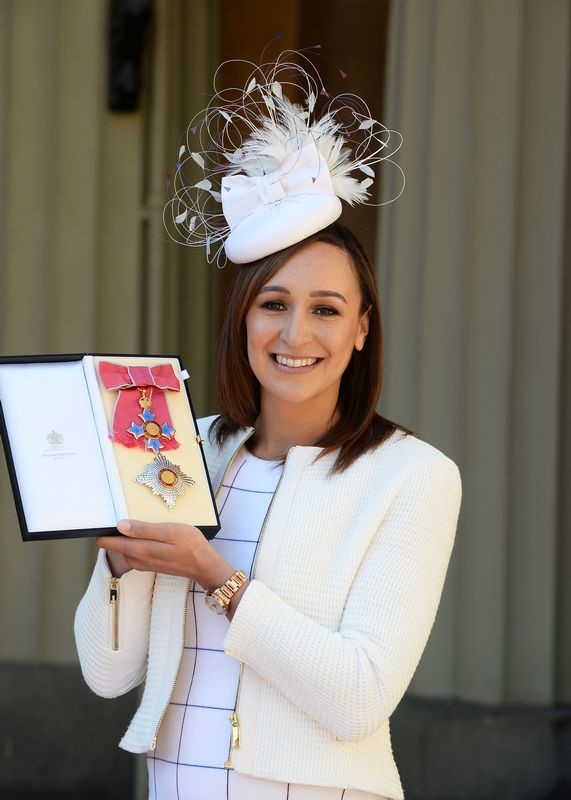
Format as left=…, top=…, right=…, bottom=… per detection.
left=127, top=389, right=176, bottom=454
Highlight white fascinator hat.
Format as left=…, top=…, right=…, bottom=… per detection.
left=164, top=47, right=404, bottom=266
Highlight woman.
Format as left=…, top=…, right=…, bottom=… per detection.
left=75, top=52, right=461, bottom=800
left=75, top=223, right=461, bottom=800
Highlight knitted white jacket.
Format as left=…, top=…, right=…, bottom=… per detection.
left=74, top=416, right=461, bottom=799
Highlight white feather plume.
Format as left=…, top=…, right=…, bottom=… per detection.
left=164, top=49, right=404, bottom=265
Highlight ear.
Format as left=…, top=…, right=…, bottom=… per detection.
left=355, top=309, right=370, bottom=351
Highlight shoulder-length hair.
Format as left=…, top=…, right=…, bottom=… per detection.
left=211, top=222, right=410, bottom=472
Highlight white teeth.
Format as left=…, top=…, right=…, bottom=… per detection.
left=275, top=355, right=317, bottom=368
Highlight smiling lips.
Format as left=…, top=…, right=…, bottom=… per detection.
left=273, top=354, right=320, bottom=368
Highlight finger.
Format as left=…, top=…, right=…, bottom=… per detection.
left=98, top=533, right=159, bottom=558
left=97, top=534, right=132, bottom=553
left=98, top=532, right=164, bottom=564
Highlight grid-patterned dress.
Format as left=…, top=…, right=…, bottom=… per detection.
left=147, top=447, right=386, bottom=800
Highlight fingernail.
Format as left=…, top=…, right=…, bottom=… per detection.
left=117, top=519, right=131, bottom=533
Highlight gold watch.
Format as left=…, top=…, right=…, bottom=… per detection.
left=204, top=570, right=248, bottom=615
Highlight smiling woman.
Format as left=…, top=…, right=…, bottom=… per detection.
left=213, top=224, right=399, bottom=469
left=75, top=51, right=461, bottom=800
left=246, top=242, right=368, bottom=420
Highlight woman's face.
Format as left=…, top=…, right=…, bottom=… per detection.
left=245, top=241, right=369, bottom=414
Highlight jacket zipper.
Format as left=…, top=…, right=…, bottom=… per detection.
left=225, top=447, right=294, bottom=769
left=224, top=704, right=241, bottom=768
left=150, top=577, right=188, bottom=751
left=109, top=577, right=120, bottom=651
left=150, top=428, right=255, bottom=752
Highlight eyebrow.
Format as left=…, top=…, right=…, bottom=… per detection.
left=258, top=285, right=348, bottom=304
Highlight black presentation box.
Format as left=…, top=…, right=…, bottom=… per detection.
left=0, top=353, right=220, bottom=541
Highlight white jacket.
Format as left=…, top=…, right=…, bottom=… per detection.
left=75, top=416, right=461, bottom=799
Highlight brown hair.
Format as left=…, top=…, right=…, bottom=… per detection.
left=211, top=222, right=410, bottom=472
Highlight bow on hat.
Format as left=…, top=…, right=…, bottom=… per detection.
left=221, top=144, right=342, bottom=263
left=99, top=361, right=180, bottom=451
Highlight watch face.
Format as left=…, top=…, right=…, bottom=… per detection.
left=204, top=592, right=227, bottom=614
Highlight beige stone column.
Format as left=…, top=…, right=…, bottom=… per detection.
left=379, top=0, right=570, bottom=705
left=0, top=0, right=218, bottom=665
left=559, top=85, right=571, bottom=703
left=0, top=0, right=111, bottom=664
left=137, top=0, right=220, bottom=417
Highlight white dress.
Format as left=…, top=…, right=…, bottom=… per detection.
left=147, top=447, right=386, bottom=800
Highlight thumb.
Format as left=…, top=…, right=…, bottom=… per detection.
left=116, top=519, right=151, bottom=537
left=116, top=518, right=173, bottom=541
left=117, top=519, right=133, bottom=535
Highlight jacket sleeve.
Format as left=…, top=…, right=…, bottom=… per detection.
left=223, top=453, right=461, bottom=742
left=74, top=548, right=156, bottom=698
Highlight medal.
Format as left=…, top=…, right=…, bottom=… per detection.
left=127, top=388, right=176, bottom=453
left=98, top=361, right=180, bottom=452
left=135, top=453, right=195, bottom=510
left=99, top=361, right=194, bottom=508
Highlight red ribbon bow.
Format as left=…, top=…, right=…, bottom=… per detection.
left=99, top=361, right=180, bottom=451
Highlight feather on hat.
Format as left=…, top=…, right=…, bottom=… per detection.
left=164, top=48, right=404, bottom=265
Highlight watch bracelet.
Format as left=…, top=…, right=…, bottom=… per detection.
left=212, top=570, right=248, bottom=602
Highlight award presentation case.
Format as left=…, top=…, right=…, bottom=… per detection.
left=0, top=353, right=220, bottom=541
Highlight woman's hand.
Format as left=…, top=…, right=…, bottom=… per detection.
left=96, top=520, right=241, bottom=594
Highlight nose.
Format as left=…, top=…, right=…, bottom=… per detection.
left=279, top=310, right=313, bottom=348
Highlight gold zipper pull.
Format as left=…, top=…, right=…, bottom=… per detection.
left=230, top=711, right=240, bottom=748
left=109, top=577, right=120, bottom=651
left=224, top=711, right=240, bottom=768
left=109, top=577, right=119, bottom=600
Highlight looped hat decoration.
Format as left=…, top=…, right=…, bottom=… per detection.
left=163, top=47, right=404, bottom=266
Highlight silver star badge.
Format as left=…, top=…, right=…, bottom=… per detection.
left=135, top=453, right=195, bottom=510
